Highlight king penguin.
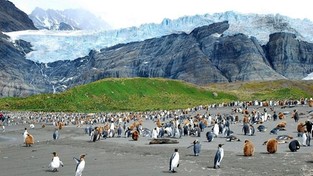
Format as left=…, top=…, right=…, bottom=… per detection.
left=53, top=129, right=59, bottom=140
left=74, top=154, right=86, bottom=176
left=169, top=148, right=179, bottom=173
left=193, top=139, right=201, bottom=156
left=214, top=144, right=224, bottom=169
left=49, top=152, right=64, bottom=172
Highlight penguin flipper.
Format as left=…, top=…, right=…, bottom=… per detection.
left=73, top=157, right=80, bottom=164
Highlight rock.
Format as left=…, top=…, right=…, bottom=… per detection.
left=149, top=138, right=179, bottom=145
left=0, top=0, right=37, bottom=32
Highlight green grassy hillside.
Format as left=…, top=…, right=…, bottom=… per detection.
left=206, top=80, right=313, bottom=101
left=0, top=78, right=237, bottom=112
left=0, top=78, right=312, bottom=112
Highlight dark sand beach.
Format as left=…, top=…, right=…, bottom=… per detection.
left=1, top=104, right=313, bottom=176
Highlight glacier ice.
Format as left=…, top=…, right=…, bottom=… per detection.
left=4, top=11, right=313, bottom=66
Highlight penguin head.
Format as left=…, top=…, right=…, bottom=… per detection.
left=80, top=154, right=86, bottom=159
left=52, top=152, right=57, bottom=156
left=218, top=144, right=224, bottom=148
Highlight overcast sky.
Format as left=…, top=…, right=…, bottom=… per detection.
left=10, top=0, right=313, bottom=29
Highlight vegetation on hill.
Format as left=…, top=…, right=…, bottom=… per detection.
left=0, top=78, right=236, bottom=112
left=206, top=80, right=313, bottom=101
left=0, top=78, right=312, bottom=112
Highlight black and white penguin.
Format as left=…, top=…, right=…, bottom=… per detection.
left=187, top=139, right=201, bottom=156
left=74, top=154, right=86, bottom=176
left=53, top=129, right=59, bottom=140
left=169, top=148, right=179, bottom=173
left=206, top=131, right=214, bottom=142
left=49, top=152, right=64, bottom=172
left=117, top=125, right=123, bottom=137
left=249, top=125, right=255, bottom=136
left=226, top=135, right=240, bottom=142
left=92, top=128, right=99, bottom=142
left=289, top=140, right=301, bottom=152
left=276, top=135, right=293, bottom=140
left=257, top=125, right=267, bottom=132
left=214, top=144, right=224, bottom=169
left=270, top=128, right=279, bottom=135
left=242, top=124, right=250, bottom=135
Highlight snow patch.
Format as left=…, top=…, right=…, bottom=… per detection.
left=302, top=72, right=313, bottom=80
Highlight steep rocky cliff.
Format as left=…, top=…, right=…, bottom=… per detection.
left=265, top=32, right=313, bottom=79
left=0, top=32, right=50, bottom=96
left=0, top=0, right=37, bottom=32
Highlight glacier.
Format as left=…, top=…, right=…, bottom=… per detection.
left=4, top=10, right=313, bottom=81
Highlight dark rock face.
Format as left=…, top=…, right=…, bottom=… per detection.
left=1, top=21, right=313, bottom=97
left=0, top=0, right=37, bottom=32
left=265, top=32, right=313, bottom=79
left=0, top=33, right=50, bottom=97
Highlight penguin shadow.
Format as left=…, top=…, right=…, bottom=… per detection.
left=207, top=166, right=218, bottom=170
left=235, top=154, right=248, bottom=157
left=259, top=152, right=274, bottom=155
left=45, top=169, right=58, bottom=173
left=22, top=145, right=35, bottom=148
left=305, top=160, right=313, bottom=164
left=185, top=154, right=198, bottom=157
left=162, top=170, right=178, bottom=173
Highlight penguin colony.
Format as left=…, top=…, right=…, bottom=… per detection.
left=14, top=99, right=313, bottom=174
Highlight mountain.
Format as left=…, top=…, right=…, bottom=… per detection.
left=1, top=3, right=313, bottom=97
left=0, top=31, right=50, bottom=96
left=6, top=11, right=313, bottom=63
left=0, top=0, right=37, bottom=32
left=2, top=21, right=312, bottom=97
left=29, top=7, right=111, bottom=30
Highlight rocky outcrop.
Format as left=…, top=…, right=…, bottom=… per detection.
left=0, top=0, right=37, bottom=32
left=0, top=33, right=49, bottom=96
left=265, top=32, right=313, bottom=79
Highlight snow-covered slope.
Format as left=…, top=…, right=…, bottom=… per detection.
left=29, top=7, right=111, bottom=30
left=5, top=11, right=313, bottom=64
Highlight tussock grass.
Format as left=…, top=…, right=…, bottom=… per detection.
left=0, top=78, right=312, bottom=112
left=0, top=78, right=236, bottom=112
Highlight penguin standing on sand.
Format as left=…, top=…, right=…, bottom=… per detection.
left=214, top=144, right=224, bottom=169
left=53, top=129, right=59, bottom=140
left=25, top=134, right=34, bottom=147
left=23, top=128, right=28, bottom=143
left=213, top=123, right=219, bottom=137
left=49, top=152, right=64, bottom=172
left=74, top=154, right=86, bottom=176
left=169, top=148, right=180, bottom=173
left=117, top=125, right=123, bottom=137
left=187, top=139, right=201, bottom=156
left=242, top=124, right=250, bottom=135
left=302, top=131, right=308, bottom=146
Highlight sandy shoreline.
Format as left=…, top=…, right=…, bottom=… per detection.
left=0, top=104, right=313, bottom=176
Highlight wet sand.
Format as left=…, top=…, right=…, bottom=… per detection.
left=0, top=105, right=313, bottom=176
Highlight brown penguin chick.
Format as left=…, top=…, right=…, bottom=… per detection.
left=266, top=138, right=278, bottom=154
left=25, top=134, right=34, bottom=147
left=243, top=140, right=255, bottom=156
left=132, top=130, right=139, bottom=141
